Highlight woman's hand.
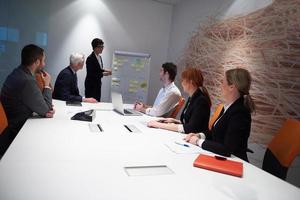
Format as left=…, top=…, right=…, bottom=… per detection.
left=184, top=133, right=200, bottom=145
left=158, top=118, right=180, bottom=124
left=147, top=120, right=162, bottom=128
left=162, top=118, right=175, bottom=123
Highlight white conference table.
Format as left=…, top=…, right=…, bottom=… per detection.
left=0, top=100, right=299, bottom=200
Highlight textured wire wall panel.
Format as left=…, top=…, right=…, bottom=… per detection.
left=179, top=0, right=300, bottom=144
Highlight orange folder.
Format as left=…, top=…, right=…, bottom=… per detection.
left=193, top=154, right=243, bottom=177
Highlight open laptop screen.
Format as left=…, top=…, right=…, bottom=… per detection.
left=111, top=92, right=142, bottom=116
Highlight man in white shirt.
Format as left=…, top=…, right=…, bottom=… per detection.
left=134, top=62, right=181, bottom=117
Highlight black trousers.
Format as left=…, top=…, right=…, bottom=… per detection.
left=0, top=128, right=17, bottom=159
left=85, top=82, right=102, bottom=102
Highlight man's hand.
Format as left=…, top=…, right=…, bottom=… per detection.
left=41, top=70, right=51, bottom=87
left=83, top=98, right=98, bottom=103
left=134, top=102, right=143, bottom=109
left=134, top=102, right=146, bottom=113
left=45, top=109, right=55, bottom=118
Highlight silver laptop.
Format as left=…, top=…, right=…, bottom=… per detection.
left=111, top=92, right=143, bottom=116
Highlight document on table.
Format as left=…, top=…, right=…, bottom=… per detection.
left=164, top=140, right=202, bottom=154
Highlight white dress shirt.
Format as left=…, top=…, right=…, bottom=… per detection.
left=145, top=82, right=181, bottom=117
left=94, top=53, right=103, bottom=68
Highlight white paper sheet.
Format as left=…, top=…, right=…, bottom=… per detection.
left=164, top=140, right=202, bottom=154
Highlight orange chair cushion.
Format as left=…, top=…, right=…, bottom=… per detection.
left=268, top=119, right=300, bottom=167
left=0, top=102, right=8, bottom=135
left=169, top=97, right=185, bottom=118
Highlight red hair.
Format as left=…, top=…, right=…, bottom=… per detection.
left=181, top=67, right=204, bottom=88
left=181, top=67, right=211, bottom=107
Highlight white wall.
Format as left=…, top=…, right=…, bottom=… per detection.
left=168, top=0, right=273, bottom=63
left=0, top=0, right=50, bottom=87
left=0, top=0, right=173, bottom=104
left=47, top=0, right=173, bottom=103
left=1, top=0, right=273, bottom=103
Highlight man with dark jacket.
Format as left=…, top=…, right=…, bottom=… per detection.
left=0, top=44, right=54, bottom=158
left=53, top=53, right=97, bottom=103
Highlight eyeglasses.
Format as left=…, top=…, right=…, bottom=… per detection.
left=97, top=45, right=104, bottom=48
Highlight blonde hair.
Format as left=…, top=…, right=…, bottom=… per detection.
left=225, top=68, right=255, bottom=113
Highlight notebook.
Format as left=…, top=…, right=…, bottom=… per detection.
left=193, top=154, right=243, bottom=177
left=111, top=92, right=142, bottom=116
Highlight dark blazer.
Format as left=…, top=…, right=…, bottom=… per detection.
left=202, top=97, right=251, bottom=161
left=0, top=65, right=52, bottom=153
left=53, top=66, right=82, bottom=102
left=84, top=52, right=104, bottom=101
left=180, top=88, right=210, bottom=133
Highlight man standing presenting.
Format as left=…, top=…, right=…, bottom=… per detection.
left=85, top=38, right=112, bottom=102
left=0, top=44, right=54, bottom=157
left=53, top=53, right=97, bottom=103
left=134, top=62, right=181, bottom=117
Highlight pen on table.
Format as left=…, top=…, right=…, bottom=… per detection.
left=97, top=124, right=103, bottom=132
left=124, top=125, right=132, bottom=132
left=175, top=141, right=189, bottom=147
